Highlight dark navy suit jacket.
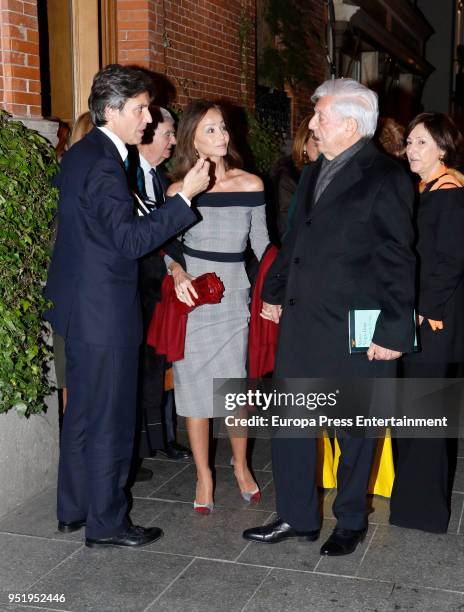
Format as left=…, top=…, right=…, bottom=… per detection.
left=45, top=127, right=196, bottom=348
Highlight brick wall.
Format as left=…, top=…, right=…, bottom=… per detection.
left=117, top=0, right=158, bottom=67
left=0, top=0, right=324, bottom=121
left=117, top=0, right=256, bottom=109
left=290, top=0, right=328, bottom=131
left=0, top=0, right=41, bottom=117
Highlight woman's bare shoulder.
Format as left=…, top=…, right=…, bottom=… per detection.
left=227, top=169, right=264, bottom=192
left=166, top=180, right=183, bottom=196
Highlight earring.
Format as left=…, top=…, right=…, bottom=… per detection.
left=194, top=148, right=200, bottom=159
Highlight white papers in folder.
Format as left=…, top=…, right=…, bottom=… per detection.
left=349, top=309, right=381, bottom=354
left=349, top=309, right=418, bottom=354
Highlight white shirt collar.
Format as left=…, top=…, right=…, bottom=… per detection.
left=97, top=126, right=128, bottom=161
left=139, top=153, right=153, bottom=173
left=139, top=152, right=160, bottom=173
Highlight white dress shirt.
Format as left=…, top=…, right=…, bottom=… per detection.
left=97, top=126, right=128, bottom=162
left=96, top=126, right=190, bottom=207
left=138, top=152, right=190, bottom=207
left=139, top=153, right=158, bottom=204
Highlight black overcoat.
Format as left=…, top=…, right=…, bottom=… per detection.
left=262, top=141, right=416, bottom=378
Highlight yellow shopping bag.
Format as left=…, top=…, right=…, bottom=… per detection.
left=318, top=430, right=395, bottom=498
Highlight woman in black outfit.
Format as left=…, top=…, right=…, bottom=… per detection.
left=270, top=114, right=318, bottom=241
left=390, top=112, right=464, bottom=533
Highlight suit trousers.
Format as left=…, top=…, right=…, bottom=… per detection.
left=163, top=390, right=176, bottom=443
left=57, top=339, right=139, bottom=539
left=137, top=345, right=165, bottom=456
left=272, top=435, right=377, bottom=531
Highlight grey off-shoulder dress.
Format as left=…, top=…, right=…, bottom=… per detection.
left=172, top=191, right=269, bottom=417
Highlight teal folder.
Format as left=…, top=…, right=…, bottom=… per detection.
left=349, top=309, right=418, bottom=354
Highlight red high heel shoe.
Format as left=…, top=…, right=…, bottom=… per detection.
left=241, top=488, right=261, bottom=504
left=193, top=500, right=214, bottom=515
left=194, top=479, right=214, bottom=515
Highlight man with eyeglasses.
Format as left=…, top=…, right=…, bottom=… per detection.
left=128, top=107, right=193, bottom=484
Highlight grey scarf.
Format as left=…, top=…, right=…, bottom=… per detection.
left=314, top=138, right=369, bottom=204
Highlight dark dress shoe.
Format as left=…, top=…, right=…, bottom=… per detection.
left=159, top=441, right=192, bottom=460
left=320, top=527, right=367, bottom=556
left=57, top=519, right=86, bottom=533
left=135, top=466, right=153, bottom=482
left=85, top=525, right=163, bottom=548
left=243, top=518, right=320, bottom=544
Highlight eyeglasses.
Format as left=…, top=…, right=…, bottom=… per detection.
left=157, top=129, right=176, bottom=137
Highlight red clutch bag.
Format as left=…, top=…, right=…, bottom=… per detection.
left=146, top=272, right=225, bottom=362
left=172, top=272, right=225, bottom=314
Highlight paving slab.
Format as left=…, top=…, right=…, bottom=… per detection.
left=128, top=497, right=177, bottom=528
left=20, top=547, right=190, bottom=612
left=130, top=460, right=191, bottom=499
left=389, top=583, right=464, bottom=609
left=0, top=490, right=82, bottom=543
left=144, top=502, right=274, bottom=561
left=357, top=524, right=464, bottom=591
left=448, top=492, right=464, bottom=535
left=453, top=458, right=464, bottom=493
left=0, top=533, right=81, bottom=595
left=244, top=568, right=394, bottom=611
left=366, top=494, right=391, bottom=525
left=146, top=558, right=269, bottom=612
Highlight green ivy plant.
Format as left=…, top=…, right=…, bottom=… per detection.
left=246, top=109, right=283, bottom=174
left=0, top=111, right=58, bottom=416
left=237, top=5, right=283, bottom=173
left=258, top=0, right=322, bottom=91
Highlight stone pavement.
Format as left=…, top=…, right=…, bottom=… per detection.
left=1, top=432, right=464, bottom=612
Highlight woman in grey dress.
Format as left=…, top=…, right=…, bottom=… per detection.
left=166, top=100, right=269, bottom=513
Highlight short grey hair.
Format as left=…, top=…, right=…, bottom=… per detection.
left=311, top=79, right=379, bottom=138
left=159, top=107, right=174, bottom=124
left=141, top=106, right=175, bottom=145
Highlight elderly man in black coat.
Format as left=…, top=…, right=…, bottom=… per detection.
left=243, top=79, right=416, bottom=556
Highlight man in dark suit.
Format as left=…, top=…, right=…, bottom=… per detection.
left=243, top=79, right=416, bottom=556
left=45, top=64, right=208, bottom=548
left=129, top=106, right=192, bottom=481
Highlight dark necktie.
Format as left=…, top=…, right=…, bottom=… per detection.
left=150, top=167, right=165, bottom=206
left=123, top=156, right=147, bottom=199
left=124, top=157, right=154, bottom=215
left=136, top=165, right=148, bottom=200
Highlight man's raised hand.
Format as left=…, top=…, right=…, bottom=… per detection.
left=181, top=158, right=211, bottom=200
